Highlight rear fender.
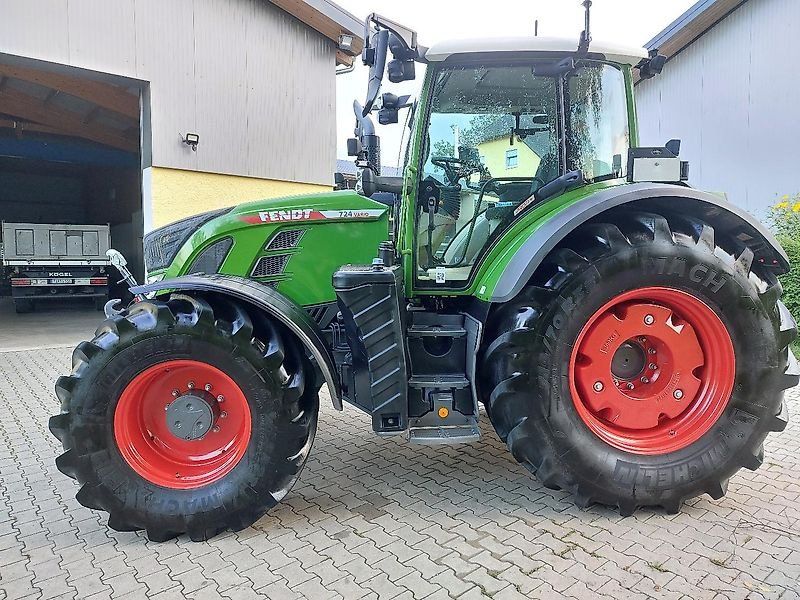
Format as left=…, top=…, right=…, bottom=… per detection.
left=489, top=183, right=789, bottom=303
left=131, top=274, right=342, bottom=410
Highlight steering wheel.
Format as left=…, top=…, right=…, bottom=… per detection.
left=431, top=156, right=469, bottom=185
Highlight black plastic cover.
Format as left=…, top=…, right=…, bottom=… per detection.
left=333, top=264, right=408, bottom=432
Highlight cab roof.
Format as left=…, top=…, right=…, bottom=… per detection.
left=423, top=36, right=649, bottom=65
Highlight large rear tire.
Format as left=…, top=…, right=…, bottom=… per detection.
left=482, top=211, right=798, bottom=515
left=49, top=293, right=318, bottom=541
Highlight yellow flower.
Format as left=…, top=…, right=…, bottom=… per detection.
left=777, top=202, right=789, bottom=209
left=783, top=195, right=790, bottom=200
left=792, top=203, right=800, bottom=213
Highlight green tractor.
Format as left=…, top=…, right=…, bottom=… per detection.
left=51, top=6, right=797, bottom=542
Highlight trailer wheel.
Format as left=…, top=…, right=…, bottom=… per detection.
left=482, top=212, right=797, bottom=515
left=49, top=293, right=318, bottom=541
left=14, top=299, right=33, bottom=314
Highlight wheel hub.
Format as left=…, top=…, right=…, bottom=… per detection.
left=610, top=341, right=646, bottom=380
left=165, top=390, right=219, bottom=440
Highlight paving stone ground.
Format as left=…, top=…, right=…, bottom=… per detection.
left=0, top=346, right=798, bottom=600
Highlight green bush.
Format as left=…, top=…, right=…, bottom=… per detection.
left=777, top=235, right=800, bottom=321
left=767, top=197, right=800, bottom=352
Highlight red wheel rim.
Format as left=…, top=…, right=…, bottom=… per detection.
left=114, top=359, right=251, bottom=489
left=569, top=287, right=735, bottom=455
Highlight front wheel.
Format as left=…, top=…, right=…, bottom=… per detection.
left=49, top=294, right=317, bottom=541
left=482, top=212, right=797, bottom=515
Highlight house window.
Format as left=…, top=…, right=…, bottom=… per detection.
left=505, top=148, right=519, bottom=169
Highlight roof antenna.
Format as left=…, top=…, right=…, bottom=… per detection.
left=534, top=19, right=539, bottom=37
left=577, top=0, right=592, bottom=54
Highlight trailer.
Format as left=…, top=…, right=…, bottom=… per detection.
left=1, top=222, right=111, bottom=313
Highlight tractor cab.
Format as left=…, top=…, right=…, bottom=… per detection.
left=349, top=15, right=663, bottom=297
left=410, top=39, right=643, bottom=287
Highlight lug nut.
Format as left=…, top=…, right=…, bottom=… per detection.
left=648, top=363, right=658, bottom=370
left=187, top=381, right=195, bottom=389
left=626, top=382, right=635, bottom=390
left=648, top=348, right=657, bottom=355
left=164, top=403, right=171, bottom=411
left=205, top=383, right=213, bottom=391
left=669, top=429, right=677, bottom=437
left=217, top=395, right=225, bottom=403
left=593, top=381, right=604, bottom=392
left=644, top=314, right=655, bottom=326
left=639, top=336, right=647, bottom=343
left=172, top=389, right=180, bottom=397
left=673, top=389, right=684, bottom=399
left=212, top=425, right=221, bottom=433
left=641, top=376, right=649, bottom=384
left=220, top=411, right=228, bottom=419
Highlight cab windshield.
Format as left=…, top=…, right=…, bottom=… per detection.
left=416, top=60, right=629, bottom=286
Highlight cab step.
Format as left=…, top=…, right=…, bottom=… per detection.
left=409, top=375, right=469, bottom=389
left=407, top=324, right=467, bottom=338
left=409, top=419, right=481, bottom=445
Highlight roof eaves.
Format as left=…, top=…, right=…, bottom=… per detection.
left=268, top=0, right=364, bottom=65
left=636, top=0, right=748, bottom=84
left=643, top=0, right=748, bottom=54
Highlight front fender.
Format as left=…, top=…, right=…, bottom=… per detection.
left=131, top=274, right=342, bottom=410
left=488, top=183, right=789, bottom=303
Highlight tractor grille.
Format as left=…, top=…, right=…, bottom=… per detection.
left=251, top=254, right=290, bottom=278
left=266, top=229, right=305, bottom=251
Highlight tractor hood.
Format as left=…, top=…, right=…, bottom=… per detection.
left=149, top=189, right=391, bottom=307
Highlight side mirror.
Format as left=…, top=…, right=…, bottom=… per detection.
left=377, top=93, right=412, bottom=126
left=387, top=59, right=415, bottom=83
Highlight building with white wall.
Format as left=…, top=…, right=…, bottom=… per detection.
left=636, top=0, right=798, bottom=218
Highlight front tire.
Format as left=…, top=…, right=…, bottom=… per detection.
left=49, top=294, right=318, bottom=541
left=482, top=212, right=798, bottom=515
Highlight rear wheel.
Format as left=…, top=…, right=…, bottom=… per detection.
left=49, top=294, right=318, bottom=541
left=482, top=212, right=798, bottom=514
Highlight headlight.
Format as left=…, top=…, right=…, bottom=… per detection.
left=186, top=237, right=233, bottom=275
left=144, top=207, right=231, bottom=272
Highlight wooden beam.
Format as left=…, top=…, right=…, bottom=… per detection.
left=0, top=64, right=139, bottom=118
left=0, top=88, right=138, bottom=152
left=336, top=50, right=354, bottom=67
left=0, top=118, right=66, bottom=138
left=268, top=0, right=363, bottom=64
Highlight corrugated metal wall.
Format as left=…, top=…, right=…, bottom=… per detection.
left=636, top=0, right=798, bottom=217
left=0, top=0, right=337, bottom=186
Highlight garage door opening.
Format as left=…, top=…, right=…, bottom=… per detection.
left=0, top=54, right=146, bottom=315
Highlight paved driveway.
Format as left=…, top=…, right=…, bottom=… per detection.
left=0, top=346, right=798, bottom=600
left=0, top=298, right=103, bottom=352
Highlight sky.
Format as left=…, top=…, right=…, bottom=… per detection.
left=333, top=0, right=697, bottom=167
